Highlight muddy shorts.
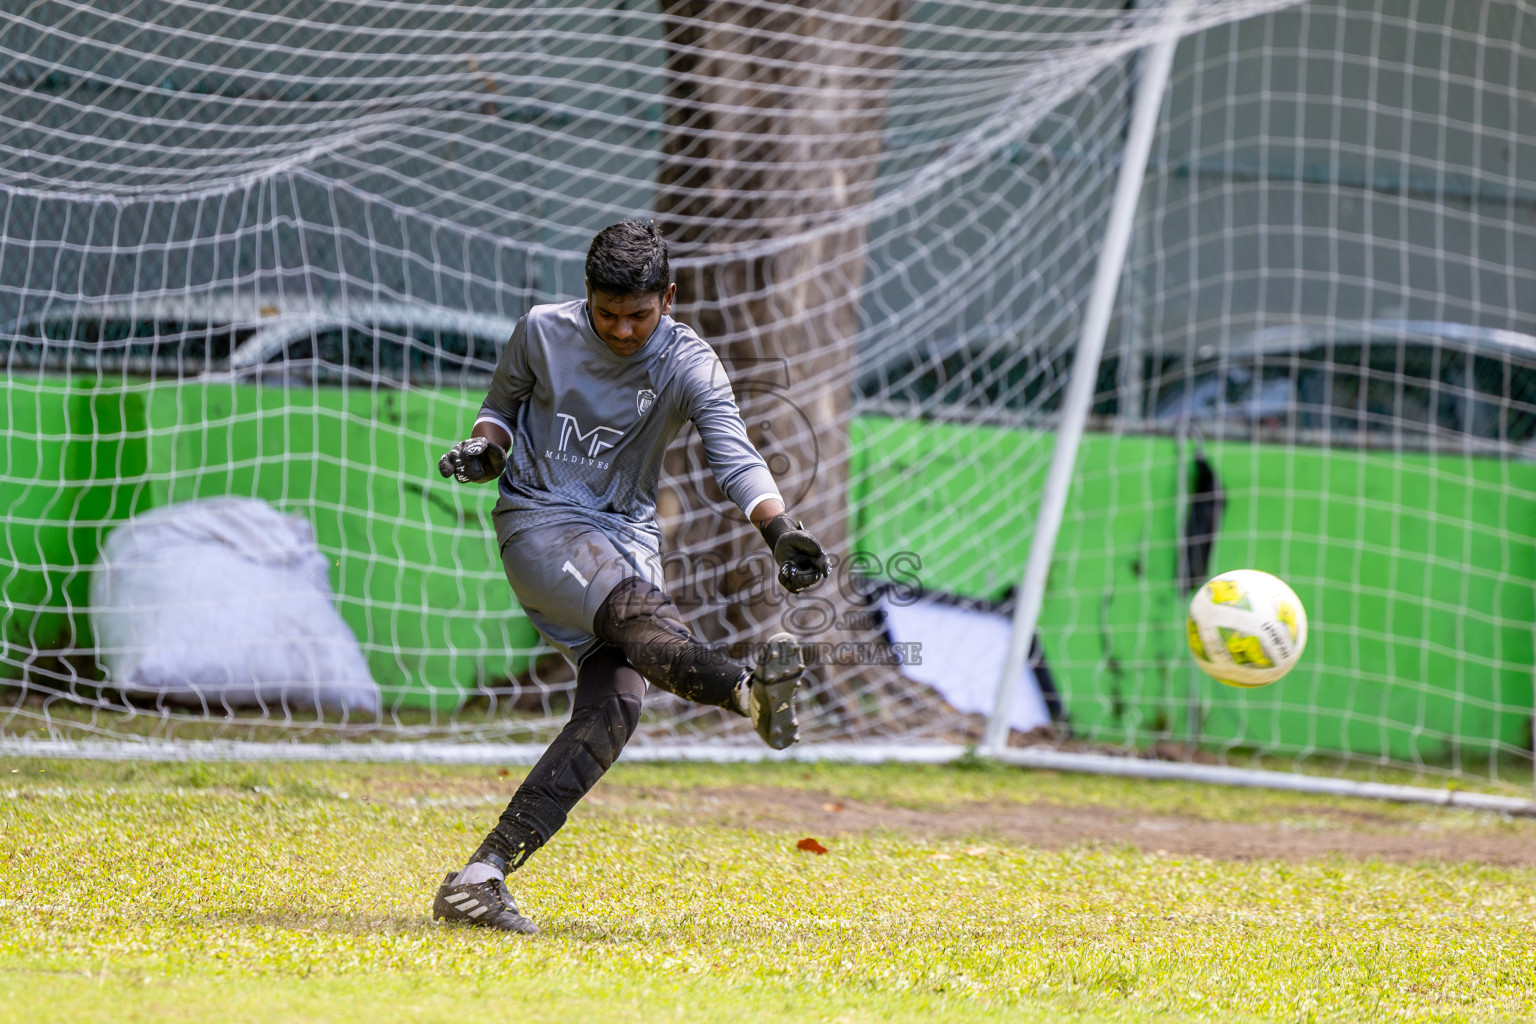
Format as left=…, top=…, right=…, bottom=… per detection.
left=496, top=515, right=664, bottom=665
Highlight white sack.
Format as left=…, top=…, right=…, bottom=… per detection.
left=91, top=497, right=379, bottom=714
left=879, top=593, right=1051, bottom=734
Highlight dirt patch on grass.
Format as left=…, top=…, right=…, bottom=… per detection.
left=587, top=785, right=1536, bottom=868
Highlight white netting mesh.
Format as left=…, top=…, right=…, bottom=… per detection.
left=4, top=0, right=1535, bottom=785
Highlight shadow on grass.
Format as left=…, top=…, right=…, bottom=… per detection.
left=196, top=909, right=438, bottom=935
left=200, top=909, right=651, bottom=942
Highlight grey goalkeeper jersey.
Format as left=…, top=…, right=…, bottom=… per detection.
left=475, top=299, right=781, bottom=543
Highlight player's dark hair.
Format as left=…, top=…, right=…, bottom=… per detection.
left=585, top=220, right=670, bottom=297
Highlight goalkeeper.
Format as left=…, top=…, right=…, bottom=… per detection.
left=430, top=220, right=829, bottom=934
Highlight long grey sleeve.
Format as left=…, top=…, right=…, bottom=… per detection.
left=475, top=317, right=535, bottom=436
left=681, top=351, right=782, bottom=517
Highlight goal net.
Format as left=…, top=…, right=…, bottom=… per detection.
left=4, top=0, right=1533, bottom=793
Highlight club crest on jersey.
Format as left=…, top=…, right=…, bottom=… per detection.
left=636, top=388, right=656, bottom=416
left=549, top=412, right=622, bottom=469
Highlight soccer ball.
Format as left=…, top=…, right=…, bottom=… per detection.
left=1186, top=569, right=1308, bottom=688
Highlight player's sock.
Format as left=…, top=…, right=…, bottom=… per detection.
left=456, top=859, right=504, bottom=885
left=730, top=668, right=752, bottom=717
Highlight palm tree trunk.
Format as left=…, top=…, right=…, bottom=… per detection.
left=655, top=0, right=923, bottom=735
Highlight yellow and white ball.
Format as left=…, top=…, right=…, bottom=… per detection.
left=1186, top=569, right=1307, bottom=688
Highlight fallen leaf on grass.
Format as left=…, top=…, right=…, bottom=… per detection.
left=928, top=852, right=953, bottom=861
left=797, top=837, right=828, bottom=855
left=965, top=846, right=989, bottom=857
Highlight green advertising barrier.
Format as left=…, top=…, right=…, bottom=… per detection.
left=1, top=382, right=154, bottom=659
left=2, top=377, right=540, bottom=710
left=850, top=416, right=1536, bottom=766
left=5, top=383, right=1534, bottom=760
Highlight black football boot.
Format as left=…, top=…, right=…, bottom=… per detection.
left=749, top=632, right=805, bottom=750
left=432, top=868, right=538, bottom=934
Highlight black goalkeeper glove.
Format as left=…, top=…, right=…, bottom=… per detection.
left=438, top=436, right=507, bottom=484
left=759, top=514, right=830, bottom=594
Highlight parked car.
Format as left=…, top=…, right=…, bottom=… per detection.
left=1146, top=321, right=1536, bottom=447
left=855, top=319, right=1536, bottom=449
left=854, top=328, right=1120, bottom=425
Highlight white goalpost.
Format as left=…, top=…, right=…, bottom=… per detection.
left=3, top=0, right=1534, bottom=805
left=985, top=0, right=1192, bottom=755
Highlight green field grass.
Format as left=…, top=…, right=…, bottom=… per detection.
left=3, top=758, right=1535, bottom=1023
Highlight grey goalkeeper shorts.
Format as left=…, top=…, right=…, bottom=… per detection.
left=496, top=515, right=665, bottom=665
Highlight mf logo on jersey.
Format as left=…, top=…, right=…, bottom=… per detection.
left=552, top=411, right=623, bottom=460
left=636, top=388, right=656, bottom=415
